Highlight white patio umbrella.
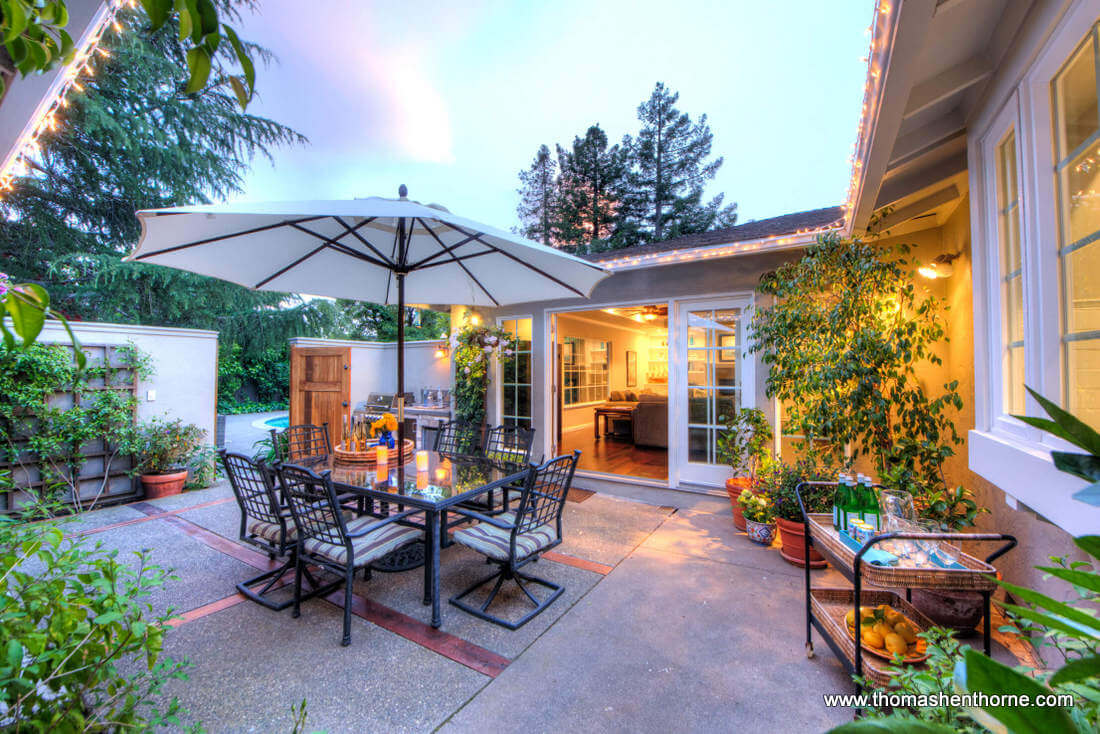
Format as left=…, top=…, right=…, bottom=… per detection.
left=126, top=186, right=609, bottom=471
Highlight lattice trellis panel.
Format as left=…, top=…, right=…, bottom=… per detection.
left=1, top=344, right=140, bottom=514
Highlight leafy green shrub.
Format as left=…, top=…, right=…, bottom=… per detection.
left=762, top=456, right=838, bottom=522
left=127, top=418, right=204, bottom=476
left=0, top=515, right=193, bottom=730
left=749, top=228, right=974, bottom=528
left=219, top=401, right=287, bottom=415
left=452, top=319, right=511, bottom=426
left=716, top=408, right=773, bottom=482
left=184, top=445, right=222, bottom=490
left=218, top=344, right=290, bottom=413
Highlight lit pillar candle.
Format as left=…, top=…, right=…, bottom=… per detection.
left=416, top=471, right=429, bottom=491
left=375, top=445, right=388, bottom=482
left=415, top=450, right=429, bottom=472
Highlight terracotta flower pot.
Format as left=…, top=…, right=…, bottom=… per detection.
left=776, top=516, right=827, bottom=568
left=726, top=476, right=754, bottom=531
left=140, top=470, right=188, bottom=499
left=745, top=518, right=776, bottom=546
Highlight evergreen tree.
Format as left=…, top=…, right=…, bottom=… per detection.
left=0, top=4, right=309, bottom=356
left=516, top=144, right=560, bottom=246
left=557, top=125, right=628, bottom=249
left=626, top=82, right=737, bottom=241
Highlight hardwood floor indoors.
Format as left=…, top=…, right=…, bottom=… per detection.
left=561, top=429, right=668, bottom=481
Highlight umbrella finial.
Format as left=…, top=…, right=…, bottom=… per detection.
left=398, top=184, right=408, bottom=199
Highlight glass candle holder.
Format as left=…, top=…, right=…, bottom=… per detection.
left=415, top=450, right=429, bottom=472
left=416, top=470, right=429, bottom=491
left=375, top=445, right=388, bottom=482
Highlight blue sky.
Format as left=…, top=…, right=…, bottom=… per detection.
left=235, top=0, right=871, bottom=230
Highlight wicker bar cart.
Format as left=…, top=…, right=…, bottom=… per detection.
left=796, top=481, right=1017, bottom=691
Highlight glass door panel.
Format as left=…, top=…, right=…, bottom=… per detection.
left=676, top=299, right=751, bottom=485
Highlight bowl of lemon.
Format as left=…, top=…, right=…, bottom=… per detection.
left=845, top=604, right=929, bottom=663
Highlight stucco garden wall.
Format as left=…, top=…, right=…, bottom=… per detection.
left=36, top=320, right=218, bottom=441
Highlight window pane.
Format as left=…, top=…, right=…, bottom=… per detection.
left=1006, top=275, right=1024, bottom=343
left=1068, top=338, right=1100, bottom=426
left=1052, top=28, right=1100, bottom=425
left=688, top=427, right=709, bottom=463
left=1054, top=35, right=1099, bottom=161
left=516, top=352, right=530, bottom=384
left=1065, top=242, right=1100, bottom=333
left=1007, top=346, right=1025, bottom=415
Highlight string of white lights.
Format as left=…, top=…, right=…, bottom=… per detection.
left=0, top=0, right=133, bottom=194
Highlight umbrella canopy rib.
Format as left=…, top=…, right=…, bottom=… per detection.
left=416, top=249, right=496, bottom=270
left=440, top=221, right=589, bottom=299
left=408, top=229, right=484, bottom=270
left=414, top=217, right=500, bottom=305
left=331, top=215, right=394, bottom=267
left=254, top=242, right=328, bottom=288
left=286, top=221, right=393, bottom=269
left=132, top=215, right=327, bottom=261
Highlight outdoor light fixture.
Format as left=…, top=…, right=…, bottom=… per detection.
left=434, top=345, right=449, bottom=360
left=919, top=252, right=960, bottom=280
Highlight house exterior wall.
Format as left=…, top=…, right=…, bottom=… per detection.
left=474, top=251, right=795, bottom=492
left=36, top=320, right=219, bottom=441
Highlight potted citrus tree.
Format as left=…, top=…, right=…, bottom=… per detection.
left=716, top=408, right=772, bottom=530
left=738, top=489, right=776, bottom=545
left=129, top=417, right=204, bottom=499
left=764, top=458, right=832, bottom=567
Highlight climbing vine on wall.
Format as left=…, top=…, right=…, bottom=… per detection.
left=450, top=319, right=512, bottom=426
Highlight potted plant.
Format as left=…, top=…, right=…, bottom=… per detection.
left=128, top=417, right=204, bottom=499
left=716, top=408, right=773, bottom=530
left=764, top=458, right=833, bottom=568
left=738, top=489, right=776, bottom=546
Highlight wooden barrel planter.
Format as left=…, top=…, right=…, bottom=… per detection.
left=333, top=439, right=415, bottom=468
left=776, top=516, right=827, bottom=568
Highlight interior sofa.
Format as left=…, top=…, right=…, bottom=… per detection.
left=603, top=390, right=668, bottom=448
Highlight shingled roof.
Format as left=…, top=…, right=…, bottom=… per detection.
left=583, top=205, right=844, bottom=262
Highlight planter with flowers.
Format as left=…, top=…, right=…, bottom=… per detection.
left=738, top=489, right=776, bottom=546
left=762, top=458, right=834, bottom=567
left=127, top=417, right=204, bottom=499
left=451, top=317, right=512, bottom=427
left=716, top=408, right=773, bottom=530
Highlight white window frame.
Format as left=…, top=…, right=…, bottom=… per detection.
left=969, top=0, right=1100, bottom=537
left=495, top=315, right=534, bottom=429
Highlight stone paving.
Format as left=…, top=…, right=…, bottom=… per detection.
left=63, top=482, right=877, bottom=733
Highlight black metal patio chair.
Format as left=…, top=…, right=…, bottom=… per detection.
left=278, top=462, right=424, bottom=646
left=476, top=424, right=536, bottom=515
left=433, top=420, right=482, bottom=457
left=272, top=423, right=332, bottom=463
left=219, top=450, right=339, bottom=611
left=447, top=451, right=580, bottom=630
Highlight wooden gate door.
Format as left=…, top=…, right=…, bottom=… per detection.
left=289, top=346, right=351, bottom=438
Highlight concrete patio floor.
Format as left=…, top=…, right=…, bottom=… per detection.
left=65, top=483, right=880, bottom=732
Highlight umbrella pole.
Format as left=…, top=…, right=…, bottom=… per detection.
left=396, top=271, right=405, bottom=490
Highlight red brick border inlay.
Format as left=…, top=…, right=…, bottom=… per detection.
left=76, top=497, right=234, bottom=537
left=542, top=550, right=612, bottom=575
left=144, top=508, right=512, bottom=678
left=323, top=591, right=510, bottom=678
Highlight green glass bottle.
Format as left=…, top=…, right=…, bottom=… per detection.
left=859, top=473, right=880, bottom=531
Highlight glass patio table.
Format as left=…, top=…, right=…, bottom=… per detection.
left=300, top=450, right=528, bottom=628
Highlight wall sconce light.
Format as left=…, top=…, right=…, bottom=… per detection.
left=918, top=252, right=960, bottom=279
left=434, top=344, right=449, bottom=360
left=469, top=314, right=481, bottom=326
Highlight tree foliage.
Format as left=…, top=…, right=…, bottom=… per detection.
left=749, top=228, right=967, bottom=516
left=627, top=82, right=736, bottom=242
left=514, top=82, right=736, bottom=252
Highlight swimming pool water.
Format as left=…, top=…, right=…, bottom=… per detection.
left=264, top=416, right=289, bottom=429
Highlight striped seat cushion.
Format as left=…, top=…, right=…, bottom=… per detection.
left=302, top=517, right=422, bottom=567
left=452, top=513, right=558, bottom=561
left=246, top=507, right=353, bottom=545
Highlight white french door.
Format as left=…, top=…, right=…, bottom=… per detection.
left=673, top=296, right=754, bottom=486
